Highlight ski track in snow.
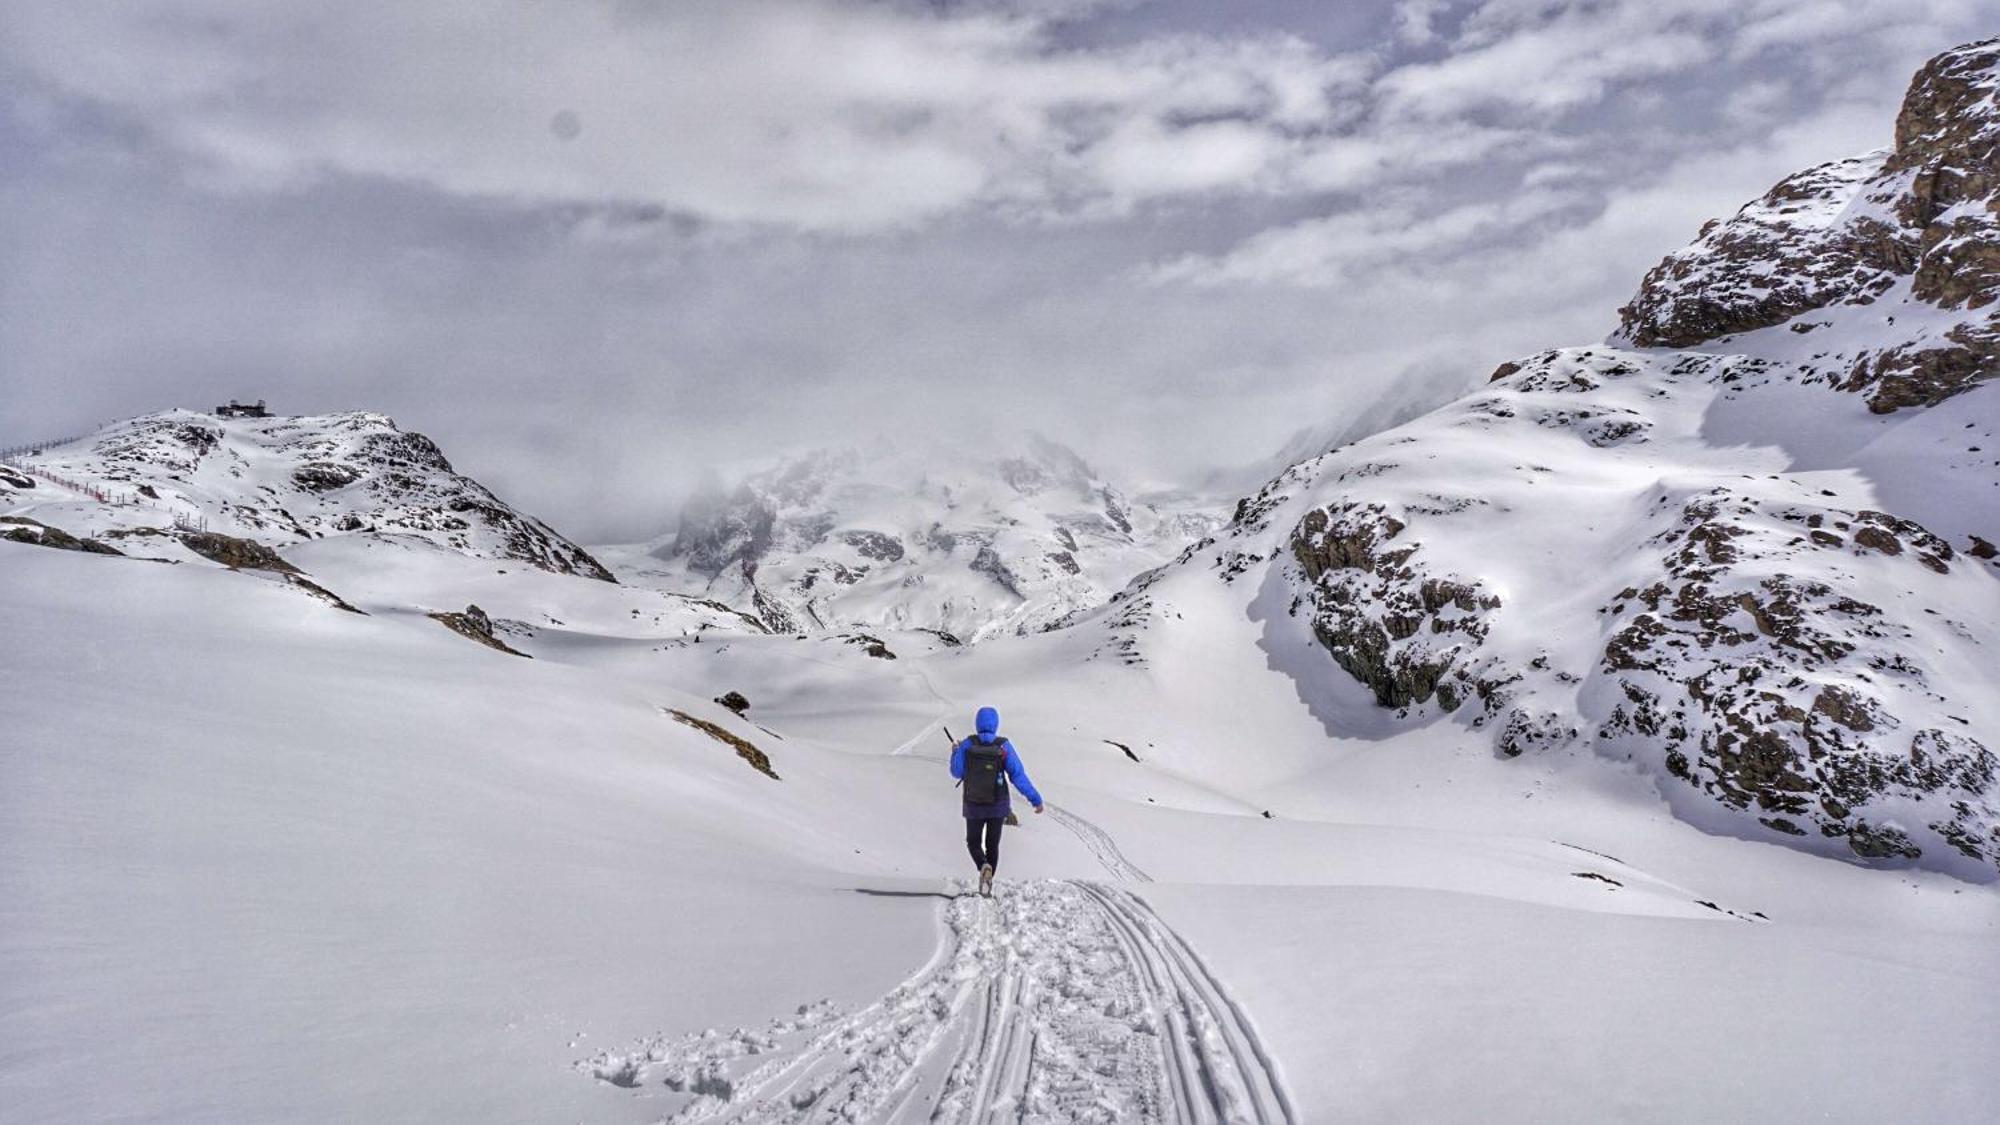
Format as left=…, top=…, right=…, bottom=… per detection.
left=1049, top=805, right=1153, bottom=883
left=583, top=880, right=1291, bottom=1124
left=888, top=666, right=954, bottom=759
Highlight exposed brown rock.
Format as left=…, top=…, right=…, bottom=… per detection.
left=1618, top=39, right=2000, bottom=409
left=180, top=531, right=299, bottom=573
left=3, top=523, right=125, bottom=556
left=429, top=604, right=530, bottom=657
left=665, top=708, right=780, bottom=780
left=1289, top=501, right=1502, bottom=713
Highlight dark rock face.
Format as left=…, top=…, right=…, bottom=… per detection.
left=0, top=465, right=33, bottom=489
left=429, top=604, right=530, bottom=657
left=463, top=604, right=494, bottom=637
left=840, top=633, right=897, bottom=660
left=180, top=532, right=300, bottom=573
left=676, top=485, right=779, bottom=579
left=360, top=430, right=453, bottom=475
left=666, top=708, right=780, bottom=779
left=3, top=523, right=124, bottom=555
left=715, top=691, right=751, bottom=715
left=293, top=462, right=363, bottom=492
left=172, top=423, right=220, bottom=456
left=1288, top=501, right=1502, bottom=712
left=971, top=545, right=1026, bottom=599
left=1618, top=153, right=1906, bottom=348
left=430, top=492, right=616, bottom=584
left=1617, top=38, right=2000, bottom=411
left=285, top=574, right=364, bottom=614
left=840, top=530, right=904, bottom=562
left=1594, top=488, right=1995, bottom=870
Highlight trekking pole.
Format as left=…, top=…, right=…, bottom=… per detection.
left=943, top=727, right=963, bottom=787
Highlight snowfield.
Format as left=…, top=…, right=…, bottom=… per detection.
left=7, top=35, right=2000, bottom=1125
left=2, top=537, right=1994, bottom=1122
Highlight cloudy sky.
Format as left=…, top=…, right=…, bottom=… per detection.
left=2, top=1, right=1994, bottom=537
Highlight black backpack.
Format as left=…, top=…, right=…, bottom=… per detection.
left=963, top=740, right=1008, bottom=804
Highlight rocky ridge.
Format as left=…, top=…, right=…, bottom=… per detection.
left=1, top=409, right=614, bottom=581
left=1618, top=38, right=2000, bottom=411
left=1091, top=41, right=2000, bottom=879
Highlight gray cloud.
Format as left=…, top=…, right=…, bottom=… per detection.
left=2, top=0, right=1995, bottom=539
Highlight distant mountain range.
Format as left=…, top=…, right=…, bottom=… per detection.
left=625, top=433, right=1224, bottom=641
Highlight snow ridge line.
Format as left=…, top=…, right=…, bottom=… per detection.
left=583, top=879, right=1292, bottom=1123
left=1049, top=804, right=1154, bottom=882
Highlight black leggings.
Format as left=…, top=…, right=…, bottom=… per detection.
left=965, top=817, right=1005, bottom=872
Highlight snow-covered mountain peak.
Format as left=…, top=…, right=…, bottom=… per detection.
left=2, top=406, right=615, bottom=581
left=638, top=432, right=1223, bottom=640
left=1616, top=37, right=2000, bottom=412
left=1084, top=40, right=2000, bottom=881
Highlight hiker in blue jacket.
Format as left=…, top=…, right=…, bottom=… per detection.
left=950, top=706, right=1043, bottom=897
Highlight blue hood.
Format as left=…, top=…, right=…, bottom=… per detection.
left=975, top=706, right=1000, bottom=742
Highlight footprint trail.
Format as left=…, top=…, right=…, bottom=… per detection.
left=582, top=878, right=1291, bottom=1123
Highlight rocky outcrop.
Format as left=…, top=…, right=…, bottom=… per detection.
left=429, top=604, right=530, bottom=657
left=1288, top=501, right=1502, bottom=712
left=839, top=633, right=897, bottom=660
left=665, top=709, right=780, bottom=780
left=840, top=530, right=904, bottom=562
left=1618, top=153, right=1905, bottom=348
left=292, top=462, right=363, bottom=492
left=2, top=518, right=123, bottom=556
left=1593, top=488, right=1994, bottom=866
left=1617, top=38, right=2000, bottom=412
left=284, top=574, right=364, bottom=614
left=180, top=531, right=299, bottom=573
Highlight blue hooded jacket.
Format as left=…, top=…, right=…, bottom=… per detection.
left=950, top=706, right=1042, bottom=819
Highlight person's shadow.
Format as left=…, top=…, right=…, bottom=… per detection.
left=851, top=888, right=976, bottom=901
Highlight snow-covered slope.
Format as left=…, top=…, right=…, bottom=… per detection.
left=8, top=505, right=1996, bottom=1123
left=8, top=37, right=2000, bottom=1125
left=630, top=434, right=1222, bottom=641
left=1, top=407, right=616, bottom=581
left=1076, top=39, right=2000, bottom=880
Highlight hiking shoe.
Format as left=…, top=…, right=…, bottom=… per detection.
left=979, top=864, right=994, bottom=897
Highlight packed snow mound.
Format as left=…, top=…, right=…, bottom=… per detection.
left=638, top=434, right=1223, bottom=641
left=1617, top=37, right=2000, bottom=412
left=1, top=408, right=615, bottom=581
